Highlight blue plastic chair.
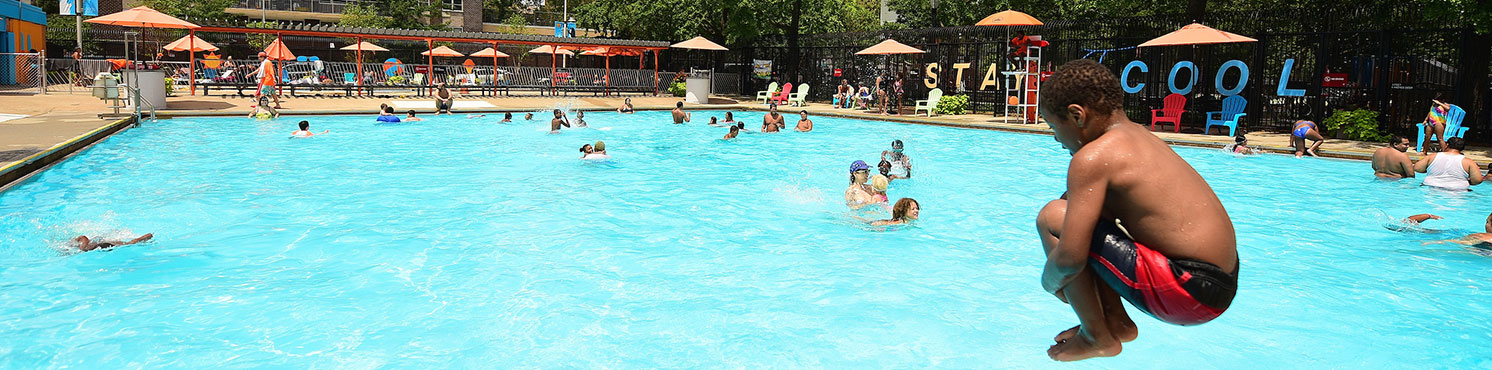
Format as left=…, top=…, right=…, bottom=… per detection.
left=1205, top=95, right=1247, bottom=136
left=1415, top=104, right=1468, bottom=152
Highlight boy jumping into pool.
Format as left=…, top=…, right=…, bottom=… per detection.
left=1033, top=59, right=1238, bottom=362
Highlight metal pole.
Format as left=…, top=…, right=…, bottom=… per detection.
left=653, top=50, right=659, bottom=96
left=356, top=37, right=363, bottom=96
left=75, top=3, right=83, bottom=52
left=492, top=42, right=499, bottom=96
left=550, top=46, right=557, bottom=90
left=189, top=30, right=196, bottom=96
left=604, top=54, right=610, bottom=96
left=275, top=33, right=282, bottom=98
left=427, top=39, right=434, bottom=94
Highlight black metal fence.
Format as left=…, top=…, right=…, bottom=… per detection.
left=686, top=4, right=1488, bottom=141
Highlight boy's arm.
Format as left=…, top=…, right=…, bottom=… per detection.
left=1414, top=154, right=1435, bottom=173
left=1042, top=157, right=1109, bottom=295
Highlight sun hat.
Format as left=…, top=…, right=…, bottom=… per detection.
left=594, top=141, right=606, bottom=151
left=850, top=160, right=870, bottom=173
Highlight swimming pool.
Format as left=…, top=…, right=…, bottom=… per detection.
left=1, top=110, right=1489, bottom=368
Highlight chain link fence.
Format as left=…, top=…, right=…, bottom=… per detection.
left=0, top=53, right=45, bottom=94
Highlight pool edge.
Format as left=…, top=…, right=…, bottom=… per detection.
left=0, top=117, right=137, bottom=191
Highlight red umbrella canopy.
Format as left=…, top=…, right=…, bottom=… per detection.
left=162, top=35, right=217, bottom=52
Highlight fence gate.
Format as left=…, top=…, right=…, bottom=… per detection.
left=0, top=53, right=45, bottom=94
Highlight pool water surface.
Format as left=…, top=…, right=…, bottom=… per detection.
left=1, top=111, right=1489, bottom=368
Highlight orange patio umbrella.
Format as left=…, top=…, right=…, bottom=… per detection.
left=581, top=47, right=642, bottom=94
left=260, top=38, right=295, bottom=96
left=530, top=45, right=574, bottom=88
left=975, top=10, right=1043, bottom=26
left=855, top=39, right=926, bottom=55
left=341, top=41, right=386, bottom=94
left=422, top=45, right=464, bottom=57
left=471, top=46, right=509, bottom=94
left=671, top=36, right=728, bottom=51
left=86, top=6, right=203, bottom=94
left=1139, top=23, right=1258, bottom=47
left=162, top=34, right=217, bottom=52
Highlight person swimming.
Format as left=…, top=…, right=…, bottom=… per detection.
left=376, top=106, right=401, bottom=123
left=1421, top=213, right=1492, bottom=248
left=672, top=101, right=691, bottom=124
left=583, top=141, right=611, bottom=160
left=881, top=140, right=912, bottom=178
left=1222, top=134, right=1254, bottom=155
left=248, top=95, right=279, bottom=119
left=576, top=111, right=588, bottom=127
left=869, top=174, right=890, bottom=203
left=723, top=124, right=740, bottom=140
left=501, top=112, right=512, bottom=123
left=524, top=112, right=534, bottom=121
left=579, top=143, right=594, bottom=158
left=549, top=109, right=571, bottom=133
left=845, top=160, right=879, bottom=209
left=795, top=110, right=813, bottom=132
left=617, top=98, right=635, bottom=113
left=69, top=233, right=153, bottom=252
left=709, top=116, right=723, bottom=126
left=877, top=159, right=904, bottom=182
left=721, top=112, right=737, bottom=125
left=870, top=198, right=919, bottom=226
left=290, top=120, right=328, bottom=138
left=404, top=110, right=425, bottom=122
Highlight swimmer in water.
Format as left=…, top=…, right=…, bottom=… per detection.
left=69, top=233, right=153, bottom=252
left=1222, top=134, right=1255, bottom=155
left=579, top=143, right=594, bottom=158
left=248, top=95, right=279, bottom=119
left=878, top=159, right=904, bottom=182
left=762, top=104, right=784, bottom=133
left=617, top=97, right=635, bottom=113
left=870, top=198, right=919, bottom=226
left=404, top=110, right=424, bottom=122
left=290, top=120, right=328, bottom=138
left=583, top=141, right=611, bottom=160
left=721, top=112, right=737, bottom=126
left=525, top=112, right=534, bottom=121
left=378, top=103, right=392, bottom=116
left=881, top=140, right=912, bottom=178
left=466, top=114, right=487, bottom=119
left=576, top=111, right=588, bottom=127
left=501, top=112, right=512, bottom=123
left=723, top=124, right=740, bottom=140
left=1372, top=135, right=1415, bottom=179
left=376, top=106, right=401, bottom=123
left=795, top=110, right=814, bottom=132
left=845, top=160, right=878, bottom=209
left=672, top=101, right=691, bottom=124
left=549, top=109, right=571, bottom=133
left=709, top=116, right=722, bottom=127
left=870, top=174, right=890, bottom=203
left=1423, top=213, right=1492, bottom=248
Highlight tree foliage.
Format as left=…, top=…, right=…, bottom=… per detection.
left=573, top=0, right=882, bottom=44
left=338, top=3, right=394, bottom=29
left=136, top=0, right=241, bottom=20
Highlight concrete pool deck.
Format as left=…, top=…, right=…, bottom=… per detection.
left=1, top=92, right=1488, bottom=187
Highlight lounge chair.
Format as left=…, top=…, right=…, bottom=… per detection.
left=1415, top=104, right=1469, bottom=152
left=755, top=82, right=779, bottom=104
left=1150, top=93, right=1186, bottom=132
left=1204, top=95, right=1247, bottom=136
left=914, top=88, right=943, bottom=117
left=772, top=83, right=794, bottom=106
left=787, top=84, right=811, bottom=107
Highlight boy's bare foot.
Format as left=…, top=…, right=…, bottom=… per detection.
left=1048, top=325, right=1122, bottom=361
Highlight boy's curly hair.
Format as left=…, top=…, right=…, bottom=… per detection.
left=1039, top=59, right=1124, bottom=116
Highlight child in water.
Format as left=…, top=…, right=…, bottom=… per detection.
left=869, top=174, right=890, bottom=203
left=290, top=120, right=328, bottom=138
left=575, top=111, right=588, bottom=127
left=1033, top=60, right=1238, bottom=361
left=723, top=124, right=740, bottom=140
left=404, top=110, right=424, bottom=122
left=501, top=112, right=512, bottom=123
left=870, top=198, right=919, bottom=226
left=1223, top=134, right=1255, bottom=155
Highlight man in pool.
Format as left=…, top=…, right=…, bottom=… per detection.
left=1372, top=135, right=1415, bottom=179
left=881, top=140, right=912, bottom=178
left=404, top=110, right=425, bottom=122
left=550, top=109, right=572, bottom=133
left=763, top=104, right=784, bottom=133
left=575, top=111, right=588, bottom=127
left=1290, top=120, right=1324, bottom=158
left=291, top=120, right=328, bottom=138
left=671, top=101, right=691, bottom=124
left=70, top=233, right=153, bottom=252
left=1033, top=59, right=1238, bottom=361
left=795, top=110, right=814, bottom=132
left=1414, top=137, right=1485, bottom=191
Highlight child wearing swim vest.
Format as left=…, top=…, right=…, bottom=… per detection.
left=1033, top=60, right=1238, bottom=362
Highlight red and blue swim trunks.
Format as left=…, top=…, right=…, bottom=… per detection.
left=1087, top=220, right=1238, bottom=326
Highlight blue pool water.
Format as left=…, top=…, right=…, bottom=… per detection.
left=1, top=110, right=1490, bottom=368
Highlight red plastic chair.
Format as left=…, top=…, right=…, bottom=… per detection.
left=772, top=83, right=793, bottom=105
left=1150, top=93, right=1186, bottom=132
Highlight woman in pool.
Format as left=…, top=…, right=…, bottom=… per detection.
left=870, top=198, right=919, bottom=226
left=1291, top=120, right=1324, bottom=158
left=709, top=117, right=722, bottom=127
left=70, top=233, right=153, bottom=252
left=1223, top=134, right=1255, bottom=155
left=617, top=98, right=635, bottom=114
left=721, top=112, right=737, bottom=126
left=248, top=96, right=279, bottom=119
left=845, top=160, right=879, bottom=209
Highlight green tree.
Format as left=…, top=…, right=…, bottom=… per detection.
left=339, top=3, right=395, bottom=29
left=136, top=0, right=241, bottom=19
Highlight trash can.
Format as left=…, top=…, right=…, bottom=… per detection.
left=92, top=73, right=119, bottom=99
left=685, top=75, right=711, bottom=104
left=129, top=70, right=168, bottom=109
